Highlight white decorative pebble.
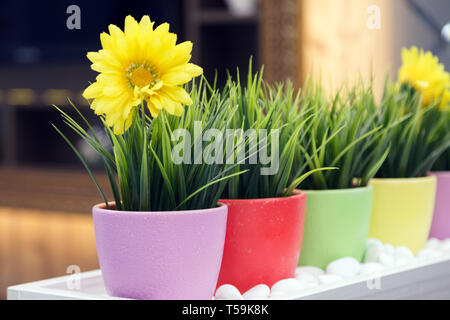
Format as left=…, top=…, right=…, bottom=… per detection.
left=295, top=273, right=319, bottom=285
left=379, top=252, right=395, bottom=267
left=326, top=257, right=360, bottom=277
left=383, top=243, right=396, bottom=255
left=295, top=266, right=325, bottom=278
left=299, top=280, right=319, bottom=288
left=364, top=240, right=383, bottom=263
left=215, top=284, right=243, bottom=300
left=395, top=246, right=415, bottom=261
left=271, top=278, right=306, bottom=295
left=394, top=258, right=410, bottom=266
left=441, top=239, right=450, bottom=252
left=243, top=284, right=270, bottom=300
left=358, top=262, right=384, bottom=275
left=366, top=238, right=382, bottom=247
left=426, top=238, right=440, bottom=249
left=318, top=274, right=343, bottom=284
left=417, top=248, right=440, bottom=260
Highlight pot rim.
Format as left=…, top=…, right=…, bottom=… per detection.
left=93, top=201, right=227, bottom=216
left=428, top=171, right=450, bottom=178
left=302, top=185, right=373, bottom=194
left=370, top=175, right=436, bottom=184
left=219, top=189, right=305, bottom=203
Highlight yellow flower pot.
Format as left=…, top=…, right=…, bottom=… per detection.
left=368, top=176, right=437, bottom=254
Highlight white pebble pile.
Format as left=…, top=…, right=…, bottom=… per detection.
left=214, top=238, right=450, bottom=300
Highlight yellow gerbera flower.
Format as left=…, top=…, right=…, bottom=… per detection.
left=83, top=15, right=203, bottom=134
left=398, top=46, right=450, bottom=110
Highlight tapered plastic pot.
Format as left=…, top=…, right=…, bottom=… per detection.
left=92, top=202, right=228, bottom=300
left=368, top=176, right=437, bottom=253
left=217, top=190, right=306, bottom=293
left=298, top=186, right=373, bottom=269
left=428, top=172, right=450, bottom=240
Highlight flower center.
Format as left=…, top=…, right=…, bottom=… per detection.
left=126, top=64, right=159, bottom=88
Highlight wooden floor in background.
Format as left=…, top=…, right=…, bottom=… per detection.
left=0, top=167, right=113, bottom=299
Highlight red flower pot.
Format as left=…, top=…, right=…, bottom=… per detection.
left=217, top=190, right=306, bottom=293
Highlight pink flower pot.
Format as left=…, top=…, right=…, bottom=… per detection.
left=92, top=202, right=228, bottom=300
left=428, top=171, right=450, bottom=240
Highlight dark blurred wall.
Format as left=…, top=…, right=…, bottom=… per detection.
left=0, top=0, right=182, bottom=64
left=394, top=0, right=450, bottom=70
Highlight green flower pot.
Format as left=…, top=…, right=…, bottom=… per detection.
left=298, top=186, right=373, bottom=269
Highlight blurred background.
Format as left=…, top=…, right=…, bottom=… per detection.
left=0, top=0, right=449, bottom=299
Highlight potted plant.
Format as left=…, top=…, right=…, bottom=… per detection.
left=428, top=59, right=450, bottom=240
left=292, top=80, right=398, bottom=269
left=429, top=145, right=450, bottom=240
left=53, top=15, right=246, bottom=300
left=216, top=67, right=332, bottom=292
left=369, top=47, right=450, bottom=253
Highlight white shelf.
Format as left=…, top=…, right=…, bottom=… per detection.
left=7, top=270, right=126, bottom=300
left=287, top=255, right=450, bottom=300
left=7, top=255, right=450, bottom=300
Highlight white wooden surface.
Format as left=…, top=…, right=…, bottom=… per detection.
left=7, top=270, right=125, bottom=300
left=290, top=255, right=450, bottom=300
left=7, top=255, right=450, bottom=300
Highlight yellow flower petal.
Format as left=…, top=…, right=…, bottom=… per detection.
left=108, top=24, right=124, bottom=41
left=184, top=63, right=203, bottom=77
left=124, top=15, right=139, bottom=36
left=83, top=82, right=103, bottom=99
left=439, top=90, right=450, bottom=111
left=163, top=63, right=203, bottom=84
left=163, top=86, right=193, bottom=105
left=87, top=51, right=101, bottom=63
left=173, top=103, right=185, bottom=116
left=147, top=101, right=160, bottom=118
left=154, top=23, right=170, bottom=35
left=139, top=15, right=151, bottom=26
left=150, top=95, right=163, bottom=110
